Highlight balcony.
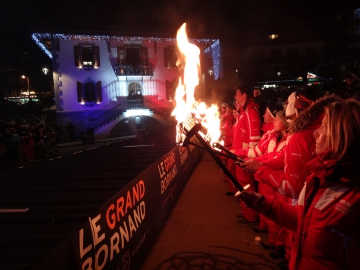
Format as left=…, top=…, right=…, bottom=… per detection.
left=114, top=63, right=154, bottom=76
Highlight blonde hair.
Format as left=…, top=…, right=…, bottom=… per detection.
left=325, top=99, right=360, bottom=159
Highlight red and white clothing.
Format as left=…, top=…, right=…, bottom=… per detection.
left=254, top=133, right=288, bottom=245
left=261, top=154, right=360, bottom=270
left=220, top=112, right=235, bottom=148
left=255, top=126, right=317, bottom=199
left=234, top=122, right=274, bottom=159
left=231, top=98, right=261, bottom=151
left=227, top=98, right=261, bottom=222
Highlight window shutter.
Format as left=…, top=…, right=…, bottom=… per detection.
left=166, top=80, right=171, bottom=100
left=164, top=47, right=170, bottom=68
left=77, top=81, right=83, bottom=102
left=141, top=47, right=148, bottom=65
left=94, top=46, right=100, bottom=67
left=96, top=81, right=102, bottom=102
left=74, top=46, right=82, bottom=67
left=117, top=47, right=125, bottom=64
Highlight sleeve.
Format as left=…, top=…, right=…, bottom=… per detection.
left=246, top=107, right=261, bottom=148
left=261, top=195, right=298, bottom=232
left=281, top=133, right=314, bottom=198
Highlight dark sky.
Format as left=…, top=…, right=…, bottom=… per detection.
left=0, top=0, right=353, bottom=72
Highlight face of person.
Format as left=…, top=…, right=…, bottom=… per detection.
left=345, top=78, right=354, bottom=85
left=314, top=115, right=328, bottom=156
left=234, top=89, right=246, bottom=105
left=225, top=106, right=232, bottom=115
left=263, top=109, right=274, bottom=124
left=273, top=117, right=286, bottom=132
left=253, top=89, right=261, bottom=97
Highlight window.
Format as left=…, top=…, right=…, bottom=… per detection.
left=251, top=50, right=264, bottom=59
left=74, top=44, right=100, bottom=70
left=270, top=50, right=282, bottom=58
left=305, top=47, right=317, bottom=56
left=117, top=46, right=148, bottom=65
left=77, top=80, right=102, bottom=105
left=286, top=48, right=298, bottom=58
left=164, top=45, right=178, bottom=69
left=269, top=34, right=279, bottom=40
left=128, top=82, right=142, bottom=96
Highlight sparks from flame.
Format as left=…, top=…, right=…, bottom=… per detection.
left=171, top=23, right=220, bottom=146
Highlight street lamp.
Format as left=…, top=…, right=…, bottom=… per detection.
left=42, top=67, right=49, bottom=75
left=21, top=75, right=30, bottom=102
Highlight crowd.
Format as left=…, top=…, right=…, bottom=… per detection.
left=0, top=119, right=63, bottom=167
left=218, top=75, right=360, bottom=270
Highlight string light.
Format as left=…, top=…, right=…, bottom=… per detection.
left=32, top=33, right=221, bottom=79
left=32, top=33, right=218, bottom=45
left=31, top=34, right=52, bottom=59
left=204, top=40, right=221, bottom=80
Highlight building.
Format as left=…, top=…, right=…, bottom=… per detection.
left=32, top=29, right=222, bottom=139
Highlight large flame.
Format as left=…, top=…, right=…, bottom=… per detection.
left=171, top=23, right=220, bottom=145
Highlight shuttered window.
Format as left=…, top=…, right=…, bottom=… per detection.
left=74, top=44, right=100, bottom=70
left=164, top=45, right=177, bottom=69
left=77, top=80, right=102, bottom=104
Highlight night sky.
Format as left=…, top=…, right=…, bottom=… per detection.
left=0, top=0, right=354, bottom=74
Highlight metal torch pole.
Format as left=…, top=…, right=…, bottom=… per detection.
left=191, top=132, right=244, bottom=192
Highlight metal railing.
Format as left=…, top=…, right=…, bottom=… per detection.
left=86, top=103, right=124, bottom=132
left=114, top=63, right=154, bottom=76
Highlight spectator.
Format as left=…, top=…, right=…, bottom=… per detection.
left=253, top=88, right=267, bottom=124
left=239, top=98, right=360, bottom=270
left=227, top=84, right=261, bottom=224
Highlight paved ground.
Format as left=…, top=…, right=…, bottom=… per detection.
left=140, top=152, right=280, bottom=270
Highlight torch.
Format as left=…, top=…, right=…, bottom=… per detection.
left=181, top=122, right=247, bottom=193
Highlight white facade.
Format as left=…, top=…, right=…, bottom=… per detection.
left=32, top=33, right=221, bottom=138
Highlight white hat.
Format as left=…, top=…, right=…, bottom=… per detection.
left=286, top=92, right=297, bottom=117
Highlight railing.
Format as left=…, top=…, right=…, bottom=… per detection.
left=126, top=99, right=145, bottom=109
left=87, top=103, right=124, bottom=132
left=114, top=63, right=154, bottom=76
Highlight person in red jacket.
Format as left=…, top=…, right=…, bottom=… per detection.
left=253, top=94, right=342, bottom=266
left=226, top=84, right=261, bottom=224
left=219, top=102, right=236, bottom=166
left=239, top=98, right=360, bottom=270
left=241, top=110, right=289, bottom=247
left=234, top=103, right=283, bottom=159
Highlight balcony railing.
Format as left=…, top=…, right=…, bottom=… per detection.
left=114, top=63, right=154, bottom=76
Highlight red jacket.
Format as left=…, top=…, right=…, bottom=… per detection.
left=220, top=113, right=235, bottom=148
left=234, top=122, right=274, bottom=158
left=261, top=155, right=360, bottom=270
left=231, top=98, right=261, bottom=151
left=255, top=132, right=288, bottom=164
left=254, top=126, right=317, bottom=199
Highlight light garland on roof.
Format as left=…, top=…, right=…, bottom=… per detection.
left=31, top=34, right=52, bottom=59
left=31, top=33, right=221, bottom=76
left=32, top=33, right=218, bottom=46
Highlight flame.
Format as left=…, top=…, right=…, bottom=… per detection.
left=171, top=23, right=220, bottom=145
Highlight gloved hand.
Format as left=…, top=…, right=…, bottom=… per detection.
left=239, top=191, right=264, bottom=212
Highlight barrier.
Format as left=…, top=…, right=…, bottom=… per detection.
left=32, top=142, right=203, bottom=270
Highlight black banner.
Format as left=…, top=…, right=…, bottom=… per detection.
left=32, top=143, right=202, bottom=270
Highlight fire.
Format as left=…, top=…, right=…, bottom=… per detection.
left=171, top=23, right=220, bottom=146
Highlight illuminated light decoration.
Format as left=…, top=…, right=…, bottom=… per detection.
left=42, top=67, right=49, bottom=75
left=124, top=109, right=152, bottom=117
left=269, top=34, right=279, bottom=40
left=32, top=33, right=218, bottom=46
left=204, top=39, right=221, bottom=80
left=32, top=34, right=52, bottom=59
